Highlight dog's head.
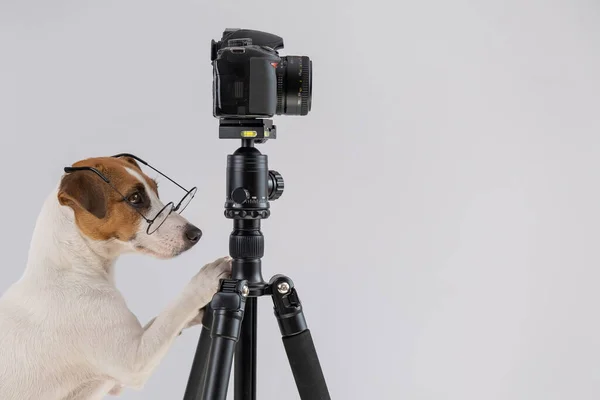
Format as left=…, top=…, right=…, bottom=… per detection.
left=57, top=155, right=201, bottom=259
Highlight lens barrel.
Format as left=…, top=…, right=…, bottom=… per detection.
left=276, top=56, right=312, bottom=116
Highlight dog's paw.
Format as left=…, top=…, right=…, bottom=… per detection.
left=186, top=256, right=232, bottom=305
left=199, top=256, right=233, bottom=289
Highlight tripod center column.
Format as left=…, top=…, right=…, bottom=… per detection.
left=225, top=142, right=270, bottom=291
left=229, top=219, right=265, bottom=287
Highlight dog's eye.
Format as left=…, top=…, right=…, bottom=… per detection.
left=127, top=192, right=143, bottom=205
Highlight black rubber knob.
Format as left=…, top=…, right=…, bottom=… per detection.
left=268, top=171, right=284, bottom=200
left=231, top=187, right=250, bottom=205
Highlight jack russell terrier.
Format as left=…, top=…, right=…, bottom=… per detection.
left=0, top=154, right=232, bottom=400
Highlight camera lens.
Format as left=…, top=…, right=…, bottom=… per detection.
left=276, top=56, right=312, bottom=116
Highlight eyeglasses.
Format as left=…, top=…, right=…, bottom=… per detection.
left=63, top=153, right=197, bottom=235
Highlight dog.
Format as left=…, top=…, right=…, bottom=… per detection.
left=0, top=154, right=232, bottom=400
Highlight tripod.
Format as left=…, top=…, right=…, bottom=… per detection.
left=182, top=119, right=331, bottom=400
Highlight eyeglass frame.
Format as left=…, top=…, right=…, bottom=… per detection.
left=63, top=153, right=197, bottom=235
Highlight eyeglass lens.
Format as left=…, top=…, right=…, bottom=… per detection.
left=147, top=202, right=174, bottom=235
left=176, top=187, right=197, bottom=214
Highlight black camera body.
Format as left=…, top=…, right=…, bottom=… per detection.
left=211, top=29, right=312, bottom=120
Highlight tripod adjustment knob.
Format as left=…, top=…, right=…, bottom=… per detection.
left=231, top=187, right=251, bottom=205
left=268, top=170, right=284, bottom=201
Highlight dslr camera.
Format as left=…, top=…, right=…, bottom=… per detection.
left=211, top=29, right=312, bottom=139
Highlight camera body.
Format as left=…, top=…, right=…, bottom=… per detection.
left=212, top=29, right=312, bottom=120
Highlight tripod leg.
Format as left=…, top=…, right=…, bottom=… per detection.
left=201, top=279, right=248, bottom=400
left=269, top=275, right=331, bottom=400
left=183, top=304, right=214, bottom=400
left=234, top=296, right=257, bottom=400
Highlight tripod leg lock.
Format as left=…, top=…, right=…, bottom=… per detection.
left=269, top=275, right=331, bottom=400
left=210, top=279, right=249, bottom=341
left=269, top=275, right=308, bottom=337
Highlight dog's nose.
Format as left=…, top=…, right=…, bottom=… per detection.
left=184, top=224, right=202, bottom=244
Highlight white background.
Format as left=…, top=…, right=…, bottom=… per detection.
left=1, top=0, right=600, bottom=399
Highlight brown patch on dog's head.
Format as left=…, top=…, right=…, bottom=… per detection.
left=58, top=156, right=158, bottom=241
left=113, top=155, right=159, bottom=195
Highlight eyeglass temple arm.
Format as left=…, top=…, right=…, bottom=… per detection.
left=112, top=153, right=150, bottom=166
left=64, top=166, right=110, bottom=183
left=112, top=153, right=189, bottom=192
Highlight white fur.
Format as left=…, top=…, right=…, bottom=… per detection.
left=0, top=173, right=231, bottom=400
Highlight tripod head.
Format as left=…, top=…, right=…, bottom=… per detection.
left=222, top=119, right=284, bottom=219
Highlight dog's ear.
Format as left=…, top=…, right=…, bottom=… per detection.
left=58, top=171, right=107, bottom=219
